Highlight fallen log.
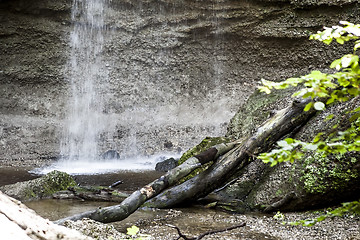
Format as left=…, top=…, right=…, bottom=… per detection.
left=55, top=141, right=239, bottom=224
left=144, top=98, right=316, bottom=208
left=0, top=191, right=90, bottom=240
left=56, top=98, right=315, bottom=224
left=52, top=186, right=129, bottom=202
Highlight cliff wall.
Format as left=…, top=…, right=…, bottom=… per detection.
left=0, top=0, right=359, bottom=163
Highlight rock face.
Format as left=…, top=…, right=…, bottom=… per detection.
left=0, top=0, right=359, bottom=163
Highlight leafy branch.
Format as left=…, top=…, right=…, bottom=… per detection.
left=257, top=21, right=360, bottom=225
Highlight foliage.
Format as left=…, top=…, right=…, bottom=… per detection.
left=125, top=225, right=150, bottom=240
left=257, top=21, right=360, bottom=224
left=288, top=200, right=360, bottom=227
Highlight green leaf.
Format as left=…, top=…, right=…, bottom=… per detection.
left=330, top=59, right=342, bottom=69
left=127, top=225, right=140, bottom=236
left=316, top=215, right=326, bottom=222
left=349, top=113, right=360, bottom=122
left=314, top=101, right=325, bottom=111
left=304, top=102, right=314, bottom=112
left=313, top=132, right=324, bottom=143
left=341, top=55, right=353, bottom=68
left=353, top=107, right=360, bottom=113
left=348, top=88, right=359, bottom=96
left=304, top=143, right=318, bottom=151
left=258, top=86, right=271, bottom=94
left=354, top=41, right=360, bottom=51
left=323, top=39, right=333, bottom=45
left=277, top=140, right=292, bottom=150
left=309, top=71, right=327, bottom=80
left=336, top=38, right=345, bottom=44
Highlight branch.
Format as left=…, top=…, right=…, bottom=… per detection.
left=55, top=141, right=239, bottom=224
left=165, top=223, right=246, bottom=240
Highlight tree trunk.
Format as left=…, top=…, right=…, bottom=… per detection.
left=56, top=98, right=315, bottom=224
left=55, top=141, right=239, bottom=224
left=144, top=98, right=316, bottom=208
left=0, top=191, right=90, bottom=240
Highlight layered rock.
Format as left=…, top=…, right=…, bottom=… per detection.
left=0, top=0, right=359, bottom=163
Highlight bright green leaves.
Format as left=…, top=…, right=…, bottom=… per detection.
left=287, top=200, right=360, bottom=227
left=309, top=21, right=360, bottom=46
left=258, top=21, right=360, bottom=113
left=304, top=102, right=313, bottom=112
left=258, top=21, right=360, bottom=227
left=258, top=78, right=303, bottom=94
left=331, top=54, right=359, bottom=70
left=304, top=101, right=326, bottom=112
left=354, top=40, right=360, bottom=51
left=258, top=138, right=305, bottom=166
left=127, top=226, right=140, bottom=236
left=126, top=225, right=150, bottom=240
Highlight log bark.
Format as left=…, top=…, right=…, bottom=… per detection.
left=144, top=98, right=316, bottom=208
left=56, top=98, right=315, bottom=224
left=52, top=186, right=129, bottom=202
left=0, top=191, right=90, bottom=240
left=55, top=141, right=238, bottom=224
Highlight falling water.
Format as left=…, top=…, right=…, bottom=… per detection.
left=34, top=0, right=174, bottom=175
left=61, top=0, right=109, bottom=163
left=33, top=0, right=235, bottom=175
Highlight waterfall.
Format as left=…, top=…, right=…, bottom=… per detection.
left=60, top=0, right=109, bottom=163
left=32, top=0, right=235, bottom=175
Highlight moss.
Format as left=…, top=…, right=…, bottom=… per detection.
left=110, top=191, right=129, bottom=198
left=177, top=136, right=230, bottom=183
left=300, top=153, right=359, bottom=194
left=24, top=170, right=76, bottom=200
left=226, top=88, right=294, bottom=140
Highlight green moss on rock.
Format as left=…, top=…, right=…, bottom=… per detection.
left=1, top=170, right=77, bottom=201
left=177, top=136, right=230, bottom=183
left=300, top=153, right=359, bottom=194
left=226, top=88, right=294, bottom=140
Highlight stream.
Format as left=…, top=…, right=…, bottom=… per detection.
left=1, top=167, right=358, bottom=239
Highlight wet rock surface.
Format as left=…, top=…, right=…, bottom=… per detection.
left=155, top=157, right=178, bottom=172
left=1, top=0, right=360, bottom=162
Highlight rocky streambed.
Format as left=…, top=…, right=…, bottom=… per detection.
left=25, top=197, right=360, bottom=240
left=1, top=167, right=359, bottom=240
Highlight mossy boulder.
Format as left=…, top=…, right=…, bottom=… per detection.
left=211, top=89, right=360, bottom=213
left=0, top=170, right=76, bottom=201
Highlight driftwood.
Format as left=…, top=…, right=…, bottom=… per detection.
left=53, top=186, right=129, bottom=202
left=55, top=141, right=238, bottom=224
left=0, top=191, right=90, bottom=240
left=55, top=98, right=315, bottom=224
left=144, top=98, right=316, bottom=208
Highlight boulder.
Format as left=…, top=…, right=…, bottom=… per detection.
left=210, top=90, right=360, bottom=212
left=155, top=157, right=178, bottom=172
left=0, top=170, right=76, bottom=201
left=100, top=150, right=120, bottom=160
